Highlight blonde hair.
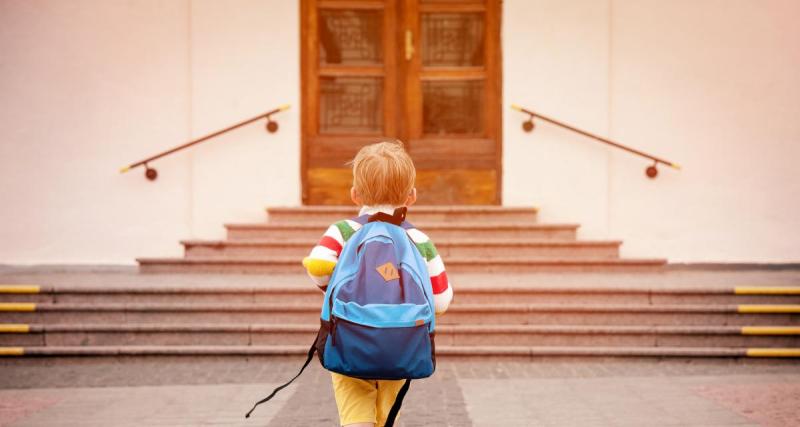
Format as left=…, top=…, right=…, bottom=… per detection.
left=350, top=141, right=416, bottom=206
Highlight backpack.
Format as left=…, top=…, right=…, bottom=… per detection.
left=246, top=207, right=437, bottom=426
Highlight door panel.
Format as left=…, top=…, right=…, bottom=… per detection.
left=415, top=169, right=496, bottom=204
left=302, top=0, right=500, bottom=205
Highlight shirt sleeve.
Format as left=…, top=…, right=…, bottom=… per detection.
left=407, top=228, right=453, bottom=314
left=301, top=223, right=345, bottom=291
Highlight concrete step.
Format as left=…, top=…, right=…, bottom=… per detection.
left=136, top=257, right=666, bottom=274
left=2, top=344, right=799, bottom=358
left=225, top=222, right=579, bottom=241
left=3, top=324, right=799, bottom=348
left=266, top=205, right=540, bottom=224
left=181, top=239, right=622, bottom=260
left=3, top=285, right=799, bottom=305
left=3, top=302, right=798, bottom=325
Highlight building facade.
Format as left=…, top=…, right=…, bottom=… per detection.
left=1, top=0, right=798, bottom=264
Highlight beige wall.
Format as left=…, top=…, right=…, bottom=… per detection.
left=1, top=0, right=798, bottom=264
left=1, top=0, right=192, bottom=264
left=0, top=0, right=299, bottom=264
left=189, top=0, right=300, bottom=240
left=504, top=0, right=800, bottom=262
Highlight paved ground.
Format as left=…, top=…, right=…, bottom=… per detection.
left=1, top=358, right=799, bottom=426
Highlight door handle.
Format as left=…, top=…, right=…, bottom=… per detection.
left=405, top=29, right=415, bottom=61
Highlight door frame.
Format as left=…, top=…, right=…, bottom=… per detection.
left=300, top=0, right=502, bottom=205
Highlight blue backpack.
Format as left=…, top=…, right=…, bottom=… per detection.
left=246, top=207, right=437, bottom=425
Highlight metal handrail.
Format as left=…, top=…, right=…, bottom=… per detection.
left=511, top=104, right=680, bottom=178
left=119, top=104, right=290, bottom=181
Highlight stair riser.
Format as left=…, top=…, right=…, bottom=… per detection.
left=0, top=293, right=323, bottom=304
left=227, top=228, right=577, bottom=241
left=8, top=355, right=797, bottom=363
left=4, top=311, right=798, bottom=326
left=267, top=210, right=539, bottom=224
left=3, top=293, right=796, bottom=305
left=138, top=262, right=663, bottom=274
left=440, top=312, right=800, bottom=326
left=449, top=264, right=665, bottom=273
left=139, top=263, right=305, bottom=274
left=3, top=332, right=797, bottom=348
left=183, top=244, right=620, bottom=260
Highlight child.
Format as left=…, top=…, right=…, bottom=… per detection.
left=302, top=141, right=453, bottom=427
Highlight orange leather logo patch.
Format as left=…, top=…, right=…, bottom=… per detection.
left=415, top=319, right=425, bottom=327
left=376, top=262, right=400, bottom=282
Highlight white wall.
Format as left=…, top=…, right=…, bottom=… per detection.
left=189, top=0, right=300, bottom=240
left=0, top=0, right=192, bottom=264
left=503, top=0, right=612, bottom=240
left=1, top=0, right=798, bottom=264
left=0, top=0, right=300, bottom=264
left=504, top=0, right=800, bottom=262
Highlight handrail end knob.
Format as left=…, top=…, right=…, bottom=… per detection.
left=145, top=167, right=158, bottom=181
left=510, top=103, right=522, bottom=112
left=119, top=166, right=131, bottom=174
left=522, top=120, right=535, bottom=133
left=278, top=104, right=291, bottom=111
left=670, top=163, right=682, bottom=171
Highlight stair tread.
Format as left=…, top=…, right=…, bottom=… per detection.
left=9, top=323, right=799, bottom=334
left=9, top=345, right=800, bottom=357
left=7, top=283, right=798, bottom=294
left=267, top=205, right=539, bottom=213
left=137, top=257, right=666, bottom=265
left=9, top=301, right=798, bottom=312
left=180, top=238, right=623, bottom=246
left=225, top=222, right=579, bottom=230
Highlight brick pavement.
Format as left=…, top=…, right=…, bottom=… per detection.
left=692, top=382, right=800, bottom=427
left=0, top=383, right=293, bottom=427
left=2, top=358, right=800, bottom=426
left=462, top=373, right=800, bottom=426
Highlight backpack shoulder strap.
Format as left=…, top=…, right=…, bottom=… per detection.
left=367, top=207, right=407, bottom=226
left=384, top=379, right=412, bottom=427
left=244, top=342, right=316, bottom=419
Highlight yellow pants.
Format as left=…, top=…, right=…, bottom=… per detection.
left=330, top=372, right=406, bottom=426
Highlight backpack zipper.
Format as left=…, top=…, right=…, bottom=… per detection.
left=330, top=316, right=337, bottom=346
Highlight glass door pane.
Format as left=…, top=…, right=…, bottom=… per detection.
left=421, top=12, right=484, bottom=66
left=422, top=80, right=483, bottom=134
left=320, top=76, right=384, bottom=134
left=319, top=10, right=384, bottom=65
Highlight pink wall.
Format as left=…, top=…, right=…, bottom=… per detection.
left=0, top=0, right=193, bottom=263
left=504, top=0, right=800, bottom=262
left=0, top=0, right=300, bottom=264
left=0, top=0, right=797, bottom=264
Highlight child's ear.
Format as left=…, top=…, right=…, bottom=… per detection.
left=405, top=188, right=417, bottom=207
left=350, top=187, right=362, bottom=206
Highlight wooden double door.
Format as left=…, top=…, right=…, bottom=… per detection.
left=301, top=0, right=501, bottom=205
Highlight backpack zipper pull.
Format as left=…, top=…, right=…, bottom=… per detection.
left=330, top=317, right=337, bottom=346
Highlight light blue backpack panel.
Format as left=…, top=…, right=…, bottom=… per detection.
left=317, top=218, right=437, bottom=380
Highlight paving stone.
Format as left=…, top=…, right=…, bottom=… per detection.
left=0, top=383, right=294, bottom=427
left=266, top=362, right=472, bottom=427
left=459, top=376, right=777, bottom=427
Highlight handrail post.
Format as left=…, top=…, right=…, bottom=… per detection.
left=511, top=104, right=680, bottom=179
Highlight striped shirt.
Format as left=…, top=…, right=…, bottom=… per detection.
left=302, top=205, right=453, bottom=314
